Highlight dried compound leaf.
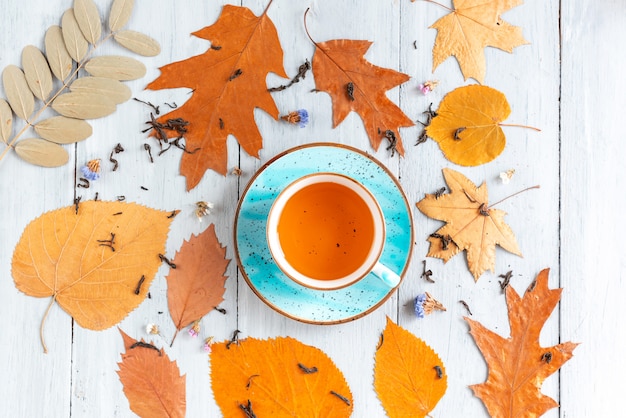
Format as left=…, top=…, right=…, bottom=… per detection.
left=22, top=45, right=54, bottom=101
left=14, top=138, right=69, bottom=167
left=2, top=65, right=35, bottom=120
left=12, top=201, right=177, bottom=331
left=374, top=317, right=447, bottom=418
left=61, top=9, right=89, bottom=62
left=114, top=30, right=161, bottom=57
left=73, top=0, right=101, bottom=45
left=211, top=336, right=353, bottom=417
left=52, top=92, right=116, bottom=119
left=0, top=99, right=13, bottom=143
left=109, top=0, right=134, bottom=32
left=45, top=25, right=73, bottom=81
left=85, top=55, right=146, bottom=80
left=70, top=76, right=131, bottom=104
left=34, top=116, right=92, bottom=144
left=117, top=329, right=186, bottom=418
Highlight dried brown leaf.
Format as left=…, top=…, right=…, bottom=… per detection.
left=22, top=45, right=54, bottom=101
left=0, top=99, right=13, bottom=143
left=114, top=30, right=160, bottom=57
left=70, top=76, right=131, bottom=104
left=14, top=138, right=69, bottom=167
left=61, top=9, right=89, bottom=62
left=74, top=0, right=101, bottom=45
left=109, top=0, right=134, bottom=32
left=2, top=65, right=35, bottom=120
left=34, top=116, right=92, bottom=144
left=45, top=25, right=73, bottom=81
left=85, top=55, right=146, bottom=80
left=167, top=224, right=230, bottom=338
left=52, top=91, right=116, bottom=119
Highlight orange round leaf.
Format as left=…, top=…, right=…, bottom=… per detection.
left=426, top=85, right=511, bottom=166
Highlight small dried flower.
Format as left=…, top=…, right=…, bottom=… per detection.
left=499, top=169, right=515, bottom=184
left=413, top=292, right=446, bottom=319
left=80, top=159, right=101, bottom=181
left=195, top=201, right=214, bottom=222
left=281, top=109, right=309, bottom=128
left=146, top=323, right=160, bottom=335
left=203, top=336, right=215, bottom=352
left=231, top=167, right=243, bottom=176
left=188, top=320, right=201, bottom=338
left=418, top=80, right=439, bottom=95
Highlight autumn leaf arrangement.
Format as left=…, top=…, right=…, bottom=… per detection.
left=0, top=0, right=159, bottom=168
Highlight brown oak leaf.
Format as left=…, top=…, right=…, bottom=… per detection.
left=12, top=201, right=176, bottom=352
left=466, top=269, right=578, bottom=417
left=117, top=329, right=186, bottom=418
left=416, top=168, right=521, bottom=280
left=374, top=317, right=447, bottom=417
left=427, top=0, right=529, bottom=83
left=312, top=38, right=414, bottom=155
left=167, top=224, right=230, bottom=345
left=211, top=336, right=353, bottom=417
left=146, top=4, right=287, bottom=190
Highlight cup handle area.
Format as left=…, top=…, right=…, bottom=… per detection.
left=371, top=262, right=401, bottom=288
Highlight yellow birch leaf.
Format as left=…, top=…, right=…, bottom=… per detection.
left=12, top=201, right=177, bottom=352
left=374, top=317, right=447, bottom=418
left=211, top=336, right=353, bottom=417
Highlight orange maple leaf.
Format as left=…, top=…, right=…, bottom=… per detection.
left=374, top=317, right=447, bottom=418
left=146, top=4, right=287, bottom=190
left=211, top=336, right=353, bottom=417
left=117, top=329, right=186, bottom=418
left=427, top=0, right=529, bottom=83
left=466, top=269, right=578, bottom=417
left=167, top=224, right=230, bottom=345
left=12, top=201, right=176, bottom=352
left=416, top=168, right=521, bottom=280
left=311, top=37, right=414, bottom=155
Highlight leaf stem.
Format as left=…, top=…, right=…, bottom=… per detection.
left=422, top=0, right=454, bottom=12
left=499, top=123, right=541, bottom=132
left=488, top=185, right=540, bottom=209
left=170, top=328, right=180, bottom=347
left=40, top=295, right=57, bottom=354
left=0, top=32, right=114, bottom=165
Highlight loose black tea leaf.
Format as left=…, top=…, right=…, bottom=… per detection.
left=459, top=300, right=473, bottom=316
left=421, top=260, right=434, bottom=283
left=158, top=253, right=176, bottom=269
left=143, top=143, right=154, bottom=163
left=238, top=400, right=257, bottom=418
left=133, top=97, right=160, bottom=115
left=384, top=130, right=398, bottom=157
left=541, top=351, right=553, bottom=364
left=346, top=82, right=355, bottom=101
left=129, top=341, right=161, bottom=356
left=229, top=68, right=242, bottom=81
left=454, top=127, right=466, bottom=140
left=97, top=232, right=116, bottom=252
left=268, top=59, right=311, bottom=92
left=77, top=177, right=90, bottom=188
left=297, top=363, right=318, bottom=374
left=434, top=365, right=443, bottom=379
left=226, top=329, right=241, bottom=349
left=134, top=275, right=146, bottom=295
left=330, top=390, right=351, bottom=406
left=498, top=270, right=513, bottom=291
left=434, top=187, right=446, bottom=199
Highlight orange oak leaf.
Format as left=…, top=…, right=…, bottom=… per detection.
left=167, top=224, right=230, bottom=344
left=117, top=329, right=186, bottom=418
left=427, top=0, right=529, bottom=83
left=466, top=269, right=578, bottom=417
left=416, top=168, right=521, bottom=280
left=211, top=336, right=353, bottom=417
left=426, top=85, right=512, bottom=166
left=12, top=201, right=176, bottom=352
left=374, top=317, right=447, bottom=418
left=311, top=38, right=414, bottom=155
left=146, top=4, right=287, bottom=190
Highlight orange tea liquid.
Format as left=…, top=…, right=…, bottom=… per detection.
left=276, top=181, right=375, bottom=281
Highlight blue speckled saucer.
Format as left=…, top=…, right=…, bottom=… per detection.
left=234, top=143, right=413, bottom=324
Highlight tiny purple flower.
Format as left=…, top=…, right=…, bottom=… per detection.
left=413, top=292, right=446, bottom=319
left=414, top=293, right=427, bottom=318
left=80, top=159, right=101, bottom=181
left=281, top=109, right=309, bottom=128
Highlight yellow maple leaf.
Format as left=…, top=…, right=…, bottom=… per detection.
left=416, top=168, right=521, bottom=280
left=12, top=201, right=176, bottom=352
left=374, top=317, right=447, bottom=417
left=427, top=0, right=529, bottom=83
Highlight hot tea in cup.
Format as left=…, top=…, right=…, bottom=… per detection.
left=266, top=173, right=400, bottom=290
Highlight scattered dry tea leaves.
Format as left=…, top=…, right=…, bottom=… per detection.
left=374, top=317, right=447, bottom=418
left=311, top=36, right=414, bottom=155
left=146, top=4, right=287, bottom=190
left=117, top=329, right=186, bottom=418
left=467, top=269, right=578, bottom=417
left=12, top=201, right=177, bottom=352
left=426, top=0, right=529, bottom=83
left=167, top=224, right=230, bottom=345
left=416, top=168, right=521, bottom=280
left=211, top=336, right=353, bottom=417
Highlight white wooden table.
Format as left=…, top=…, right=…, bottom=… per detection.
left=0, top=0, right=623, bottom=416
